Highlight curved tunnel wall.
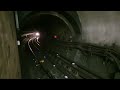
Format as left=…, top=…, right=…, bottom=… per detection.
left=0, top=11, right=21, bottom=79
left=77, top=11, right=120, bottom=46
left=16, top=11, right=120, bottom=79
left=18, top=11, right=82, bottom=42
left=17, top=11, right=83, bottom=79
left=19, top=11, right=120, bottom=46
left=0, top=11, right=119, bottom=79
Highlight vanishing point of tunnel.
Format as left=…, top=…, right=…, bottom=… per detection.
left=1, top=11, right=120, bottom=79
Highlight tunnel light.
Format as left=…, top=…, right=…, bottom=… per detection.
left=56, top=54, right=60, bottom=57
left=54, top=35, right=57, bottom=39
left=17, top=40, right=20, bottom=45
left=72, top=63, right=75, bottom=65
left=64, top=76, right=68, bottom=79
left=35, top=32, right=40, bottom=36
left=53, top=65, right=56, bottom=67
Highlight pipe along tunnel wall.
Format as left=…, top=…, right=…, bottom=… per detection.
left=0, top=11, right=21, bottom=79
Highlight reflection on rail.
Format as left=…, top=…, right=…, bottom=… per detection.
left=25, top=37, right=120, bottom=79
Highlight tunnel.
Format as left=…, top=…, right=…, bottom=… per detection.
left=18, top=11, right=83, bottom=79
left=18, top=11, right=81, bottom=41
left=17, top=11, right=120, bottom=79
left=1, top=11, right=120, bottom=79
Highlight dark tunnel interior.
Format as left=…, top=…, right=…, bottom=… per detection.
left=21, top=14, right=73, bottom=47
left=18, top=11, right=81, bottom=79
left=2, top=11, right=120, bottom=79
left=17, top=11, right=120, bottom=79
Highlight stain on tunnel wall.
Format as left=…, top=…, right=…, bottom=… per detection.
left=0, top=11, right=21, bottom=79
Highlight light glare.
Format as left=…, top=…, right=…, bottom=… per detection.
left=35, top=32, right=40, bottom=36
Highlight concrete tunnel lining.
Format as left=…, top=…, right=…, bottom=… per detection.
left=0, top=11, right=21, bottom=79
left=17, top=11, right=119, bottom=77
